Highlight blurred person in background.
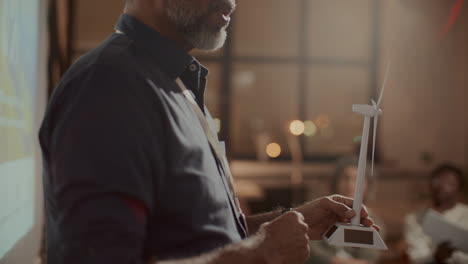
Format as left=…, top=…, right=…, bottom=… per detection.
left=38, top=0, right=379, bottom=263
left=306, top=157, right=385, bottom=264
left=404, top=163, right=468, bottom=264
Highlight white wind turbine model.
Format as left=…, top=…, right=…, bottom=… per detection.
left=322, top=62, right=391, bottom=250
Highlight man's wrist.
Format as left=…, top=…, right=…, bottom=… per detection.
left=243, top=246, right=267, bottom=264
left=238, top=231, right=268, bottom=264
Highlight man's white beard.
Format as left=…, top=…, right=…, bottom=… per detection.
left=165, top=0, right=232, bottom=51
left=187, top=26, right=227, bottom=51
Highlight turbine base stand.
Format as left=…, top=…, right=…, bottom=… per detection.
left=322, top=222, right=387, bottom=250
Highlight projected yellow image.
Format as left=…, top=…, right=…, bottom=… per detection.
left=0, top=0, right=38, bottom=258
left=0, top=5, right=34, bottom=163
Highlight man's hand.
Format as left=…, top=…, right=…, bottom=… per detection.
left=434, top=241, right=455, bottom=263
left=295, top=195, right=379, bottom=240
left=153, top=211, right=309, bottom=264
left=255, top=211, right=310, bottom=264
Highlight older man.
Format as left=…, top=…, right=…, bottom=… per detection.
left=39, top=0, right=376, bottom=263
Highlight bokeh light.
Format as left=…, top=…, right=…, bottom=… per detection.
left=289, top=120, right=305, bottom=136
left=303, top=120, right=317, bottom=137
left=266, top=142, right=282, bottom=158
left=353, top=135, right=362, bottom=143
left=315, top=114, right=331, bottom=129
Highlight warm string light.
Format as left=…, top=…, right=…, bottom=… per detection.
left=289, top=117, right=331, bottom=138
left=315, top=114, right=330, bottom=129
left=262, top=116, right=345, bottom=160
left=265, top=142, right=281, bottom=158
left=289, top=120, right=305, bottom=136
left=303, top=120, right=317, bottom=137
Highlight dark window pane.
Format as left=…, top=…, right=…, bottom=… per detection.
left=230, top=63, right=300, bottom=158
left=304, top=65, right=370, bottom=155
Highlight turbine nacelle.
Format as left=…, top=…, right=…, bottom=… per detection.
left=352, top=104, right=382, bottom=117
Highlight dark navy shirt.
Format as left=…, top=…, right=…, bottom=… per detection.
left=39, top=14, right=246, bottom=264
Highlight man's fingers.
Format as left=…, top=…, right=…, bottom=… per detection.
left=330, top=195, right=354, bottom=208
left=283, top=210, right=305, bottom=221
left=330, top=195, right=370, bottom=220
left=322, top=196, right=354, bottom=219
left=279, top=211, right=308, bottom=235
left=277, top=211, right=303, bottom=224
left=295, top=210, right=306, bottom=222
left=360, top=217, right=375, bottom=228
left=292, top=220, right=309, bottom=235
left=359, top=204, right=369, bottom=218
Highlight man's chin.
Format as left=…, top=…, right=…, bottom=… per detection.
left=188, top=28, right=227, bottom=51
left=197, top=41, right=225, bottom=52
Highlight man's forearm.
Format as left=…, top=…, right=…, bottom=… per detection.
left=246, top=209, right=283, bottom=234
left=155, top=209, right=311, bottom=264
left=155, top=235, right=264, bottom=264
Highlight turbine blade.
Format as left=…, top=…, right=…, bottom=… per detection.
left=377, top=62, right=391, bottom=107
left=371, top=115, right=378, bottom=177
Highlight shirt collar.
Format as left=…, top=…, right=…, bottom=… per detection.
left=115, top=14, right=194, bottom=79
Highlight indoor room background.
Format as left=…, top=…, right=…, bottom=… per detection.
left=1, top=0, right=468, bottom=263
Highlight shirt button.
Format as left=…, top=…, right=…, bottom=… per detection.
left=189, top=64, right=198, bottom=72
